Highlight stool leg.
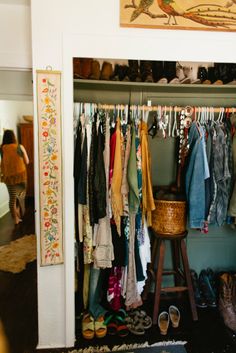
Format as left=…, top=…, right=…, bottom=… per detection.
left=180, top=238, right=198, bottom=321
left=153, top=239, right=165, bottom=325
left=171, top=239, right=181, bottom=286
left=142, top=238, right=158, bottom=300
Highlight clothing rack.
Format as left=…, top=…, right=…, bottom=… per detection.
left=75, top=102, right=236, bottom=114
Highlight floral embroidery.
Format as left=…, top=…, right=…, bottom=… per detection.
left=37, top=71, right=63, bottom=265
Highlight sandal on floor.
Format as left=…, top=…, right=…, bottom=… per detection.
left=82, top=313, right=94, bottom=340
left=135, top=309, right=152, bottom=329
left=126, top=320, right=145, bottom=335
left=104, top=312, right=117, bottom=335
left=95, top=316, right=107, bottom=338
left=169, top=305, right=180, bottom=328
left=114, top=309, right=129, bottom=337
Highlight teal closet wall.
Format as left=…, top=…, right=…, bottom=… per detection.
left=74, top=78, right=236, bottom=275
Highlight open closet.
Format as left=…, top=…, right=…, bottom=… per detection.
left=73, top=58, right=236, bottom=351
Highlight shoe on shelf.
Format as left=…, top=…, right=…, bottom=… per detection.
left=158, top=311, right=169, bottom=335
left=128, top=60, right=142, bottom=82
left=169, top=305, right=180, bottom=328
left=199, top=269, right=217, bottom=308
left=190, top=269, right=207, bottom=308
left=176, top=63, right=191, bottom=84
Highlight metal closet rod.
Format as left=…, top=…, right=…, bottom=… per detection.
left=79, top=103, right=236, bottom=113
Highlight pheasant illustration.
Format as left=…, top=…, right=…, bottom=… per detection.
left=130, top=0, right=154, bottom=21
left=157, top=0, right=236, bottom=28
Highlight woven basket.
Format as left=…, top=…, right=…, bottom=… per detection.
left=152, top=199, right=187, bottom=236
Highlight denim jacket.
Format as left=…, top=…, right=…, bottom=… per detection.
left=185, top=122, right=210, bottom=229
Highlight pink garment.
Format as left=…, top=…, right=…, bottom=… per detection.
left=107, top=266, right=123, bottom=311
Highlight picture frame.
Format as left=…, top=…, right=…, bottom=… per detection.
left=120, top=1, right=236, bottom=32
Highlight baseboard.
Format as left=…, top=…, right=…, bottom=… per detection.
left=0, top=201, right=9, bottom=218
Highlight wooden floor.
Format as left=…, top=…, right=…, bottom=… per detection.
left=0, top=199, right=236, bottom=353
left=0, top=198, right=38, bottom=353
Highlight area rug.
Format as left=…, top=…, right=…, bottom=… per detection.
left=63, top=341, right=187, bottom=353
left=0, top=234, right=36, bottom=273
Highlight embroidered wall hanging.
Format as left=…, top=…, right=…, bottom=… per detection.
left=37, top=69, right=63, bottom=266
left=120, top=0, right=236, bottom=32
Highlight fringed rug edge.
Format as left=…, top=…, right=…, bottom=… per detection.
left=64, top=340, right=187, bottom=353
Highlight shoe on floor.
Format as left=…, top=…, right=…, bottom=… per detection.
left=199, top=269, right=217, bottom=308
left=190, top=269, right=207, bottom=308
left=158, top=311, right=169, bottom=335
left=169, top=305, right=180, bottom=328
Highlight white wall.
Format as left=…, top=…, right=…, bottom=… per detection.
left=0, top=100, right=33, bottom=217
left=31, top=0, right=236, bottom=348
left=0, top=2, right=31, bottom=69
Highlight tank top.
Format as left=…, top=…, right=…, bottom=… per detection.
left=1, top=144, right=27, bottom=185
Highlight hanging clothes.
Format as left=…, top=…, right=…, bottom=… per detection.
left=208, top=125, right=231, bottom=226
left=127, top=125, right=140, bottom=213
left=111, top=118, right=123, bottom=235
left=93, top=117, right=114, bottom=269
left=74, top=121, right=82, bottom=241
left=228, top=114, right=236, bottom=218
left=185, top=122, right=210, bottom=229
left=140, top=120, right=156, bottom=227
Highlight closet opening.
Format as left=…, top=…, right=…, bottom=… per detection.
left=73, top=57, right=236, bottom=353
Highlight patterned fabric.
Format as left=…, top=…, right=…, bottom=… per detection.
left=6, top=183, right=26, bottom=219
left=82, top=204, right=93, bottom=264
left=125, top=213, right=143, bottom=310
left=107, top=266, right=122, bottom=311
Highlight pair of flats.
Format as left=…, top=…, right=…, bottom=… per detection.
left=158, top=305, right=180, bottom=336
left=82, top=313, right=107, bottom=340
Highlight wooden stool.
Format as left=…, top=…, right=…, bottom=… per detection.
left=145, top=230, right=198, bottom=325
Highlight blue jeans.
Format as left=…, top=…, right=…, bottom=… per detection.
left=88, top=267, right=107, bottom=320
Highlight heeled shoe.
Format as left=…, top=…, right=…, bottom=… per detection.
left=169, top=305, right=180, bottom=328
left=158, top=311, right=169, bottom=335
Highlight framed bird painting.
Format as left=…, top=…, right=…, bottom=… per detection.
left=120, top=0, right=236, bottom=31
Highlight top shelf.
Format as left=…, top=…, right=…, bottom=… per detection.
left=74, top=79, right=236, bottom=94
left=74, top=79, right=236, bottom=107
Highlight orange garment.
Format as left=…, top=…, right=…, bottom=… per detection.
left=1, top=144, right=27, bottom=185
left=111, top=119, right=123, bottom=235
left=140, top=121, right=155, bottom=226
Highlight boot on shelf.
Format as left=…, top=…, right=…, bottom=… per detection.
left=164, top=61, right=179, bottom=84
left=120, top=65, right=130, bottom=81
left=89, top=60, right=101, bottom=80
left=111, top=64, right=120, bottom=81
left=218, top=273, right=236, bottom=332
left=140, top=60, right=153, bottom=83
left=152, top=61, right=167, bottom=84
left=128, top=60, right=142, bottom=82
left=100, top=61, right=113, bottom=81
